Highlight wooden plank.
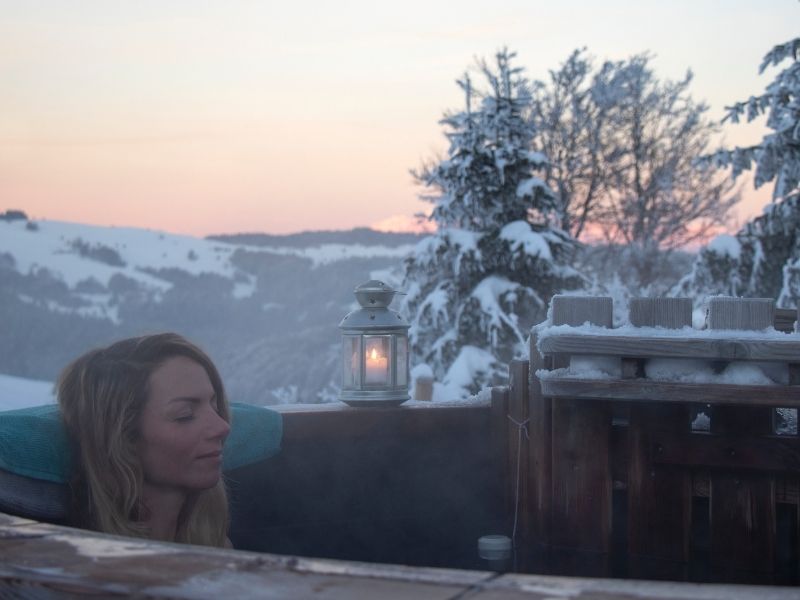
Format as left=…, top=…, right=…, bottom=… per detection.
left=651, top=431, right=800, bottom=472
left=710, top=475, right=776, bottom=575
left=550, top=295, right=613, bottom=328
left=774, top=308, right=797, bottom=333
left=629, top=298, right=692, bottom=328
left=508, top=360, right=531, bottom=553
left=790, top=364, right=800, bottom=386
left=628, top=403, right=691, bottom=568
left=491, top=387, right=512, bottom=533
left=276, top=403, right=490, bottom=443
left=5, top=513, right=800, bottom=600
left=710, top=406, right=776, bottom=575
left=528, top=333, right=551, bottom=551
left=487, top=571, right=800, bottom=599
left=539, top=333, right=800, bottom=362
left=539, top=379, right=800, bottom=407
left=550, top=398, right=612, bottom=556
left=708, top=297, right=775, bottom=331
left=0, top=519, right=489, bottom=599
left=775, top=478, right=799, bottom=505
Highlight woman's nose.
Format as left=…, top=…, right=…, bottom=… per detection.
left=207, top=409, right=231, bottom=440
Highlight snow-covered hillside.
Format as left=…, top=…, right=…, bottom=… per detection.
left=0, top=219, right=414, bottom=324
left=0, top=216, right=416, bottom=406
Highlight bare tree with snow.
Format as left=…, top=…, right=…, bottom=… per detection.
left=593, top=54, right=737, bottom=290
left=528, top=49, right=611, bottom=239
left=529, top=51, right=737, bottom=293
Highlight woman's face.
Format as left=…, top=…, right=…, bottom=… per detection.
left=137, top=355, right=230, bottom=492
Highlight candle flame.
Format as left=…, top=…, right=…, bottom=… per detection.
left=370, top=348, right=378, bottom=360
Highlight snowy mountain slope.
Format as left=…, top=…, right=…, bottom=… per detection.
left=0, top=217, right=414, bottom=405
left=1, top=219, right=413, bottom=294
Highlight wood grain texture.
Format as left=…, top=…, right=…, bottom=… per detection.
left=710, top=474, right=776, bottom=574
left=628, top=404, right=691, bottom=564
left=3, top=512, right=799, bottom=599
left=0, top=519, right=487, bottom=599
left=790, top=364, right=800, bottom=386
left=539, top=334, right=800, bottom=362
left=550, top=398, right=612, bottom=556
left=708, top=297, right=775, bottom=331
left=551, top=295, right=613, bottom=328
left=709, top=405, right=776, bottom=575
left=774, top=308, right=797, bottom=333
left=508, top=360, right=531, bottom=551
left=528, top=334, right=551, bottom=550
left=492, top=386, right=512, bottom=533
left=540, top=378, right=800, bottom=407
left=629, top=297, right=692, bottom=329
left=651, top=431, right=800, bottom=472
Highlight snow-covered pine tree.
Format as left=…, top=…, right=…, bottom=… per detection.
left=677, top=38, right=800, bottom=309
left=403, top=49, right=583, bottom=399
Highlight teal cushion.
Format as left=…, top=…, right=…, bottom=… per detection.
left=223, top=403, right=283, bottom=471
left=0, top=402, right=282, bottom=483
left=0, top=404, right=71, bottom=483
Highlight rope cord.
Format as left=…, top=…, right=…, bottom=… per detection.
left=506, top=415, right=529, bottom=547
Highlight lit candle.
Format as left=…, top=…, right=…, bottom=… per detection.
left=365, top=347, right=388, bottom=384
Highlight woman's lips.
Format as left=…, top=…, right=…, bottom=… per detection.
left=197, top=450, right=222, bottom=460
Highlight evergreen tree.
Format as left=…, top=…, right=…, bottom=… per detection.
left=403, top=50, right=583, bottom=399
left=677, top=38, right=800, bottom=309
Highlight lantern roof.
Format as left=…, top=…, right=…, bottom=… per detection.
left=340, top=280, right=409, bottom=330
left=353, top=280, right=401, bottom=309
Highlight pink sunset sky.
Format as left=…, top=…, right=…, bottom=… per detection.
left=1, top=1, right=797, bottom=237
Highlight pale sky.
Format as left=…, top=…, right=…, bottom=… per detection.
left=0, top=1, right=796, bottom=236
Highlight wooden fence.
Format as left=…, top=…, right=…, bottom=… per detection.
left=493, top=296, right=800, bottom=584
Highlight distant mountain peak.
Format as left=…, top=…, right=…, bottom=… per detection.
left=208, top=227, right=426, bottom=249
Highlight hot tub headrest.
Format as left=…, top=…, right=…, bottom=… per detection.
left=0, top=402, right=283, bottom=520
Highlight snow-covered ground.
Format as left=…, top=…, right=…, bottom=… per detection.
left=0, top=218, right=414, bottom=323
left=0, top=373, right=55, bottom=411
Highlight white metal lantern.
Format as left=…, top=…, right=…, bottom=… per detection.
left=339, top=280, right=410, bottom=407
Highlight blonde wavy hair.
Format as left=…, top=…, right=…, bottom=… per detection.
left=57, top=333, right=230, bottom=547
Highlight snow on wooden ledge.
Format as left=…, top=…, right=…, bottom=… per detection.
left=2, top=512, right=798, bottom=599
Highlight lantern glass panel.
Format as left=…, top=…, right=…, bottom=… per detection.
left=396, top=336, right=408, bottom=387
left=342, top=336, right=361, bottom=389
left=363, top=335, right=391, bottom=385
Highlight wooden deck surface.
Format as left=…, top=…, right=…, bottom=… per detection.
left=2, top=512, right=798, bottom=599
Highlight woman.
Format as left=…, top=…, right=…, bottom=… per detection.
left=57, top=333, right=231, bottom=547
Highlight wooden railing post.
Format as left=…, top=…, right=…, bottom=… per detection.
left=508, top=359, right=531, bottom=563
left=627, top=297, right=692, bottom=580
left=548, top=296, right=613, bottom=575
left=707, top=298, right=777, bottom=580
left=491, top=386, right=511, bottom=534
left=529, top=328, right=551, bottom=558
